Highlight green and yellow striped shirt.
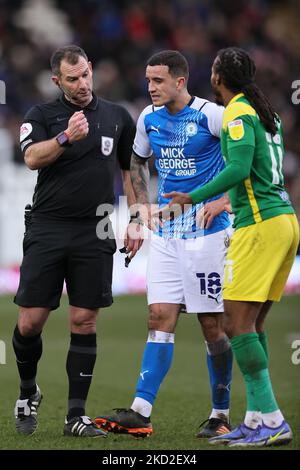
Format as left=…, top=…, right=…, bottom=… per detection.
left=190, top=93, right=294, bottom=228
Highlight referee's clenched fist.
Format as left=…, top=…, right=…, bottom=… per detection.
left=66, top=110, right=89, bottom=142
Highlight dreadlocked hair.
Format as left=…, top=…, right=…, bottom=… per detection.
left=215, top=47, right=278, bottom=135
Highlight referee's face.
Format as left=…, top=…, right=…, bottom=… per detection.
left=146, top=65, right=184, bottom=108
left=54, top=56, right=93, bottom=107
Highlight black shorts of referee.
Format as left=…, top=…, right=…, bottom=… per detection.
left=14, top=218, right=116, bottom=311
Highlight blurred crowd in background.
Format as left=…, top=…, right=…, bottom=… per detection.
left=0, top=0, right=300, bottom=219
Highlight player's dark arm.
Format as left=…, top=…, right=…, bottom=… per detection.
left=202, top=193, right=232, bottom=229
left=130, top=152, right=150, bottom=205
left=165, top=145, right=254, bottom=207
left=223, top=193, right=232, bottom=213
left=206, top=193, right=232, bottom=214
left=24, top=111, right=88, bottom=170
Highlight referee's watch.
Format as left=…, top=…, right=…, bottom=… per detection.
left=56, top=131, right=72, bottom=147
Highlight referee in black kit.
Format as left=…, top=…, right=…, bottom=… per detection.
left=12, top=45, right=137, bottom=437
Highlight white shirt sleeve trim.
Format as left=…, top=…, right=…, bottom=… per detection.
left=133, top=105, right=154, bottom=158
left=202, top=102, right=225, bottom=138
left=191, top=97, right=224, bottom=138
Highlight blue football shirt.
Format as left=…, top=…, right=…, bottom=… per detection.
left=133, top=96, right=230, bottom=238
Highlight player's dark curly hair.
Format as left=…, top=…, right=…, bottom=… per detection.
left=50, top=45, right=88, bottom=76
left=215, top=47, right=278, bottom=135
left=147, top=50, right=189, bottom=80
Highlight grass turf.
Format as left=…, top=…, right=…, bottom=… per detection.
left=0, top=294, right=299, bottom=450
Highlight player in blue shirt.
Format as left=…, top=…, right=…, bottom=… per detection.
left=96, top=51, right=233, bottom=438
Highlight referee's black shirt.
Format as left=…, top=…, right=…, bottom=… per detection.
left=20, top=93, right=135, bottom=220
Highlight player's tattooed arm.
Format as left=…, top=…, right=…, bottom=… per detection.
left=130, top=152, right=157, bottom=230
left=130, top=152, right=150, bottom=205
left=123, top=152, right=150, bottom=261
left=121, top=169, right=136, bottom=208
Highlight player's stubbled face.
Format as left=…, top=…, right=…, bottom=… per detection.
left=146, top=65, right=180, bottom=107
left=210, top=59, right=223, bottom=106
left=58, top=56, right=93, bottom=107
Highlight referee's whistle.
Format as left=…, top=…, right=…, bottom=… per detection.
left=119, top=247, right=132, bottom=267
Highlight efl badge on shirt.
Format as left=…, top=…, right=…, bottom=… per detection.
left=228, top=119, right=244, bottom=140
left=101, top=136, right=114, bottom=156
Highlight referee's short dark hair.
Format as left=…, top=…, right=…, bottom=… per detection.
left=50, top=45, right=88, bottom=76
left=147, top=50, right=189, bottom=80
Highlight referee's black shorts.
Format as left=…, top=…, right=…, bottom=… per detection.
left=14, top=218, right=116, bottom=311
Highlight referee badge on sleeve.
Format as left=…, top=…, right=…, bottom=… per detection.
left=20, top=123, right=33, bottom=142
left=228, top=119, right=244, bottom=140
left=101, top=136, right=114, bottom=156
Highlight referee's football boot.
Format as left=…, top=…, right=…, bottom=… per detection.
left=14, top=384, right=43, bottom=435
left=209, top=423, right=257, bottom=445
left=196, top=414, right=231, bottom=438
left=228, top=421, right=293, bottom=447
left=95, top=408, right=153, bottom=438
left=63, top=415, right=107, bottom=438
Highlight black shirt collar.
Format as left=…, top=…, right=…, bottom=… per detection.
left=59, top=92, right=98, bottom=111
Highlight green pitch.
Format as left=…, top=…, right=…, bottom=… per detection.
left=0, top=294, right=299, bottom=450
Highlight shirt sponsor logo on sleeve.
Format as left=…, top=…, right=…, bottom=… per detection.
left=101, top=136, right=114, bottom=156
left=20, top=123, right=33, bottom=142
left=228, top=119, right=244, bottom=140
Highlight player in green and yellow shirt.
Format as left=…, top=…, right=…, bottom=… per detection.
left=164, top=47, right=299, bottom=447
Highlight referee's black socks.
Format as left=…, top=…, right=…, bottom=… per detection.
left=66, top=332, right=97, bottom=420
left=12, top=325, right=43, bottom=399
